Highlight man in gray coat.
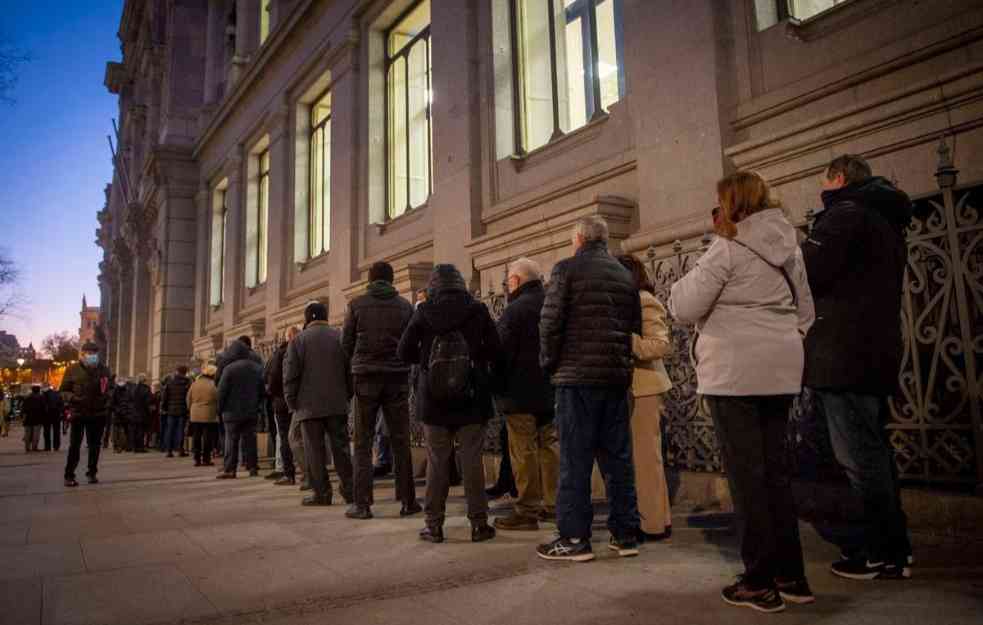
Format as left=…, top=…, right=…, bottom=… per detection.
left=284, top=301, right=355, bottom=506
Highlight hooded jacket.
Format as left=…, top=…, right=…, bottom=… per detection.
left=802, top=176, right=912, bottom=395
left=160, top=373, right=191, bottom=418
left=669, top=208, right=815, bottom=396
left=110, top=382, right=134, bottom=424
left=342, top=280, right=414, bottom=375
left=494, top=279, right=554, bottom=417
left=397, top=268, right=501, bottom=427
left=129, top=382, right=153, bottom=425
left=284, top=320, right=352, bottom=421
left=216, top=340, right=265, bottom=423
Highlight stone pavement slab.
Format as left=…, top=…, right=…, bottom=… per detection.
left=0, top=540, right=86, bottom=582
left=81, top=528, right=207, bottom=571
left=0, top=576, right=41, bottom=625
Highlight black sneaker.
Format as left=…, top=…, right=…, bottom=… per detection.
left=878, top=562, right=912, bottom=580
left=400, top=501, right=423, bottom=517
left=775, top=578, right=815, bottom=604
left=302, top=494, right=332, bottom=506
left=471, top=523, right=496, bottom=543
left=345, top=505, right=373, bottom=520
left=831, top=558, right=885, bottom=580
left=721, top=578, right=786, bottom=613
left=536, top=537, right=595, bottom=562
left=419, top=526, right=444, bottom=543
left=607, top=535, right=640, bottom=557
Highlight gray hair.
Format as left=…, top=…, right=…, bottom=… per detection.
left=508, top=257, right=541, bottom=282
left=574, top=216, right=609, bottom=243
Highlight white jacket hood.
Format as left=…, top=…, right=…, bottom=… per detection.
left=734, top=208, right=798, bottom=268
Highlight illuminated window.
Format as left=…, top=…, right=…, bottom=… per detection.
left=210, top=187, right=228, bottom=306
left=260, top=1, right=272, bottom=44
left=309, top=91, right=331, bottom=257
left=510, top=0, right=625, bottom=154
left=387, top=0, right=432, bottom=220
left=257, top=150, right=269, bottom=284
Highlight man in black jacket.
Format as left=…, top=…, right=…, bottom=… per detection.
left=265, top=326, right=299, bottom=485
left=537, top=216, right=641, bottom=562
left=161, top=366, right=192, bottom=457
left=493, top=258, right=557, bottom=532
left=342, top=261, right=421, bottom=519
left=802, top=154, right=913, bottom=581
left=42, top=386, right=64, bottom=451
left=129, top=374, right=152, bottom=453
left=61, top=342, right=113, bottom=486
left=216, top=340, right=266, bottom=478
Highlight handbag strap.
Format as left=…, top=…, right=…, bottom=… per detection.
left=729, top=239, right=798, bottom=306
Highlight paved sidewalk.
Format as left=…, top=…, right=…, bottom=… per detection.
left=0, top=425, right=981, bottom=625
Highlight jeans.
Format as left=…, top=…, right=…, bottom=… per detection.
left=274, top=400, right=295, bottom=478
left=424, top=423, right=487, bottom=526
left=555, top=386, right=639, bottom=541
left=353, top=374, right=416, bottom=507
left=301, top=416, right=354, bottom=501
left=190, top=422, right=218, bottom=463
left=816, top=390, right=911, bottom=564
left=163, top=415, right=186, bottom=453
left=65, top=420, right=105, bottom=479
left=223, top=419, right=258, bottom=474
left=707, top=395, right=805, bottom=588
left=506, top=413, right=559, bottom=517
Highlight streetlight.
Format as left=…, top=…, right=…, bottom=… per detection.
left=16, top=358, right=24, bottom=368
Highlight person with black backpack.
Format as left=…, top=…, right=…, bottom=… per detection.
left=397, top=264, right=501, bottom=544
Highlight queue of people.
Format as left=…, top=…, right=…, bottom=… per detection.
left=40, top=153, right=911, bottom=616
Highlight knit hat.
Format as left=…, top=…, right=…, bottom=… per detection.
left=428, top=264, right=467, bottom=297
left=304, top=301, right=328, bottom=325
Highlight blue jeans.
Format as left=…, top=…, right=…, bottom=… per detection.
left=164, top=415, right=186, bottom=453
left=816, top=390, right=910, bottom=564
left=555, top=386, right=639, bottom=541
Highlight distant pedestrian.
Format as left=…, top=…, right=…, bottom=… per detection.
left=43, top=386, right=65, bottom=451
left=110, top=377, right=132, bottom=452
left=0, top=389, right=10, bottom=437
left=216, top=341, right=265, bottom=479
left=129, top=374, right=152, bottom=453
left=187, top=364, right=219, bottom=467
left=284, top=302, right=355, bottom=505
left=398, top=264, right=500, bottom=544
left=536, top=217, right=641, bottom=563
left=61, top=342, right=112, bottom=486
left=21, top=385, right=46, bottom=452
left=161, top=366, right=192, bottom=458
left=617, top=253, right=673, bottom=541
left=670, top=171, right=815, bottom=613
left=148, top=382, right=161, bottom=449
left=265, top=327, right=300, bottom=485
left=801, top=154, right=914, bottom=581
left=492, top=258, right=557, bottom=532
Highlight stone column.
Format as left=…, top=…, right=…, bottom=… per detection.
left=203, top=0, right=225, bottom=105
left=222, top=153, right=245, bottom=334
left=193, top=185, right=211, bottom=347
left=129, top=255, right=152, bottom=376
left=264, top=100, right=290, bottom=331
left=114, top=258, right=134, bottom=377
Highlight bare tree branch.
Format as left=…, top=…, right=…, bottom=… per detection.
left=0, top=249, right=22, bottom=320
left=41, top=332, right=80, bottom=362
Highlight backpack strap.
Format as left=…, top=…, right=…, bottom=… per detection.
left=729, top=239, right=798, bottom=306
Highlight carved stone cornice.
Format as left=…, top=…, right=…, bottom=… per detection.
left=111, top=239, right=134, bottom=279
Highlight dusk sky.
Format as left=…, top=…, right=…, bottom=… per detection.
left=0, top=0, right=122, bottom=352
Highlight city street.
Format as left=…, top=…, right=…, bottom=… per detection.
left=0, top=426, right=981, bottom=625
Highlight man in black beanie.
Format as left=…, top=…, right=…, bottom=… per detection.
left=284, top=301, right=355, bottom=505
left=342, top=261, right=421, bottom=519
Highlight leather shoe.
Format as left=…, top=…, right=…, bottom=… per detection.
left=215, top=472, right=236, bottom=480
left=400, top=501, right=423, bottom=517
left=302, top=494, right=332, bottom=506
left=345, top=505, right=373, bottom=520
left=274, top=476, right=296, bottom=486
left=419, top=526, right=444, bottom=543
left=265, top=471, right=284, bottom=481
left=472, top=522, right=496, bottom=543
left=64, top=478, right=79, bottom=488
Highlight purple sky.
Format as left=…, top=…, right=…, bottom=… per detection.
left=0, top=1, right=122, bottom=352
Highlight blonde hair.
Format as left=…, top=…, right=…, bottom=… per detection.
left=715, top=171, right=777, bottom=239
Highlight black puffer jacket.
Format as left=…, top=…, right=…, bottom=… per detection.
left=111, top=383, right=133, bottom=423
left=217, top=340, right=266, bottom=423
left=21, top=391, right=47, bottom=427
left=494, top=279, right=554, bottom=418
left=59, top=361, right=113, bottom=422
left=129, top=382, right=153, bottom=426
left=540, top=240, right=641, bottom=387
left=398, top=273, right=502, bottom=427
left=43, top=388, right=64, bottom=424
left=160, top=373, right=191, bottom=418
left=342, top=281, right=414, bottom=375
left=802, top=176, right=912, bottom=395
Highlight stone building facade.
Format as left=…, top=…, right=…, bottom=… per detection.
left=96, top=1, right=983, bottom=483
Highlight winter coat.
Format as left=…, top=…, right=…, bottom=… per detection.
left=669, top=208, right=815, bottom=396
left=21, top=392, right=47, bottom=426
left=59, top=361, right=112, bottom=422
left=216, top=342, right=263, bottom=386
left=493, top=279, right=554, bottom=419
left=632, top=290, right=673, bottom=398
left=129, top=382, right=153, bottom=426
left=284, top=320, right=352, bottom=421
left=802, top=177, right=912, bottom=395
left=150, top=391, right=161, bottom=433
left=540, top=240, right=641, bottom=388
left=43, top=388, right=64, bottom=424
left=264, top=342, right=287, bottom=400
left=160, top=374, right=191, bottom=419
left=187, top=375, right=218, bottom=423
left=217, top=341, right=266, bottom=423
left=342, top=281, right=415, bottom=376
left=110, top=384, right=134, bottom=424
left=397, top=288, right=502, bottom=427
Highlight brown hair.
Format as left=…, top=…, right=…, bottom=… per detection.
left=715, top=171, right=776, bottom=239
left=617, top=254, right=655, bottom=295
left=827, top=154, right=872, bottom=186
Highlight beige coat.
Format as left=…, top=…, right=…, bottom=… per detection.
left=631, top=290, right=673, bottom=397
left=186, top=376, right=218, bottom=423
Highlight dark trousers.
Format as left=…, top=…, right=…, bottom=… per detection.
left=190, top=422, right=218, bottom=463
left=164, top=415, right=186, bottom=453
left=43, top=422, right=61, bottom=450
left=128, top=421, right=145, bottom=452
left=424, top=423, right=487, bottom=526
left=353, top=374, right=416, bottom=506
left=65, top=420, right=105, bottom=479
left=707, top=395, right=805, bottom=588
left=491, top=420, right=516, bottom=493
left=375, top=416, right=392, bottom=467
left=274, top=401, right=295, bottom=478
left=555, top=386, right=639, bottom=541
left=816, top=390, right=911, bottom=564
left=301, top=416, right=354, bottom=501
left=223, top=419, right=258, bottom=474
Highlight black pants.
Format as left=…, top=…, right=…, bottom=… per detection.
left=223, top=419, right=258, bottom=474
left=129, top=421, right=145, bottom=452
left=301, top=416, right=354, bottom=501
left=65, top=420, right=105, bottom=480
left=274, top=400, right=295, bottom=478
left=424, top=423, right=488, bottom=527
left=190, top=422, right=218, bottom=463
left=353, top=374, right=416, bottom=507
left=43, top=422, right=61, bottom=450
left=707, top=395, right=805, bottom=588
left=491, top=419, right=516, bottom=493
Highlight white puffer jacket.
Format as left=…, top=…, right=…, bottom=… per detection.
left=669, top=209, right=815, bottom=396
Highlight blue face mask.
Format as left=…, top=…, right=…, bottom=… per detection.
left=83, top=354, right=99, bottom=366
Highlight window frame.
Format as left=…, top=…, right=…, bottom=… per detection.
left=260, top=0, right=272, bottom=44
left=384, top=0, right=433, bottom=221
left=508, top=0, right=626, bottom=156
left=217, top=188, right=228, bottom=305
left=256, top=149, right=270, bottom=285
left=308, top=88, right=331, bottom=259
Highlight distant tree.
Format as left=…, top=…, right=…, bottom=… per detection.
left=0, top=36, right=30, bottom=104
left=0, top=249, right=21, bottom=321
left=42, top=332, right=80, bottom=363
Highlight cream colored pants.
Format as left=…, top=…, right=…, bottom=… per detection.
left=631, top=394, right=672, bottom=535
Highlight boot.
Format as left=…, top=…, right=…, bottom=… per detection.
left=345, top=505, right=373, bottom=520
left=419, top=525, right=444, bottom=543
left=471, top=522, right=496, bottom=543
left=302, top=494, right=332, bottom=506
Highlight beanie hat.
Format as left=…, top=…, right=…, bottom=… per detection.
left=304, top=301, right=328, bottom=325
